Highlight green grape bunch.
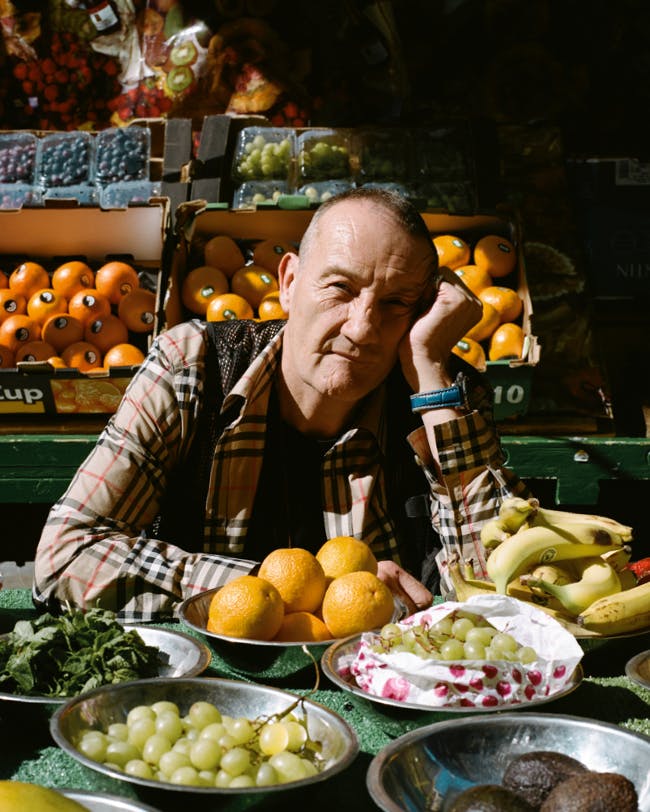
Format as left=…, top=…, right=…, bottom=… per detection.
left=235, top=134, right=292, bottom=181
left=74, top=699, right=324, bottom=788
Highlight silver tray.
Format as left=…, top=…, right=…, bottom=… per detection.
left=62, top=789, right=161, bottom=811
left=321, top=633, right=583, bottom=714
left=625, top=648, right=650, bottom=690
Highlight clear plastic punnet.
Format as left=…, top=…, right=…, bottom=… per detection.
left=232, top=180, right=291, bottom=209
left=296, top=128, right=353, bottom=182
left=35, top=130, right=94, bottom=188
left=94, top=127, right=151, bottom=185
left=355, top=128, right=410, bottom=182
left=0, top=132, right=38, bottom=184
left=231, top=127, right=295, bottom=182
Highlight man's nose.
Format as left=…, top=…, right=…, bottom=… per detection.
left=342, top=296, right=381, bottom=343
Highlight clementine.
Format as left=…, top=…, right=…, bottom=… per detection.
left=478, top=285, right=523, bottom=324
left=231, top=265, right=279, bottom=311
left=432, top=234, right=471, bottom=270
left=0, top=343, right=15, bottom=368
left=68, top=289, right=112, bottom=327
left=451, top=337, right=487, bottom=372
left=0, top=290, right=27, bottom=323
left=316, top=536, right=378, bottom=583
left=51, top=260, right=95, bottom=298
left=41, top=313, right=85, bottom=353
left=181, top=265, right=229, bottom=316
left=454, top=265, right=492, bottom=296
left=8, top=261, right=50, bottom=299
left=61, top=340, right=103, bottom=372
left=258, top=547, right=327, bottom=614
left=0, top=272, right=7, bottom=289
left=15, top=339, right=57, bottom=363
left=252, top=239, right=294, bottom=275
left=488, top=322, right=526, bottom=361
left=258, top=291, right=288, bottom=321
left=321, top=571, right=394, bottom=638
left=465, top=300, right=500, bottom=342
left=84, top=313, right=129, bottom=354
left=273, top=611, right=332, bottom=642
left=206, top=292, right=254, bottom=322
left=95, top=261, right=140, bottom=305
left=207, top=575, right=285, bottom=641
left=473, top=234, right=517, bottom=278
left=103, top=343, right=146, bottom=367
left=203, top=235, right=246, bottom=278
left=27, top=288, right=68, bottom=326
left=117, top=288, right=156, bottom=333
left=0, top=313, right=41, bottom=351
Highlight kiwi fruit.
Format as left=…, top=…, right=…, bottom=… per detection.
left=165, top=65, right=195, bottom=94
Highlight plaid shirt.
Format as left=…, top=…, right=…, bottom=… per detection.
left=33, top=319, right=526, bottom=620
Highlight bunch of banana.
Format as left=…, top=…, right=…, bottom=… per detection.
left=483, top=497, right=633, bottom=594
left=577, top=580, right=650, bottom=635
left=521, top=557, right=623, bottom=616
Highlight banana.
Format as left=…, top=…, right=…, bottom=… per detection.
left=480, top=496, right=537, bottom=550
left=521, top=557, right=622, bottom=615
left=528, top=563, right=574, bottom=586
left=600, top=546, right=632, bottom=571
left=485, top=525, right=624, bottom=594
left=448, top=556, right=495, bottom=602
left=530, top=505, right=633, bottom=544
left=577, top=579, right=650, bottom=635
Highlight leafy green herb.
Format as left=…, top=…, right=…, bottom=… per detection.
left=0, top=606, right=160, bottom=697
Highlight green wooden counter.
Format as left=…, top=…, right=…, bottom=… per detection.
left=1, top=430, right=649, bottom=505
left=1, top=588, right=650, bottom=812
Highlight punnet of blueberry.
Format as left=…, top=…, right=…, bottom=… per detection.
left=37, top=132, right=93, bottom=187
left=0, top=134, right=38, bottom=184
left=95, top=127, right=150, bottom=184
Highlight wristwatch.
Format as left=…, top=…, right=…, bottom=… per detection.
left=410, top=372, right=471, bottom=413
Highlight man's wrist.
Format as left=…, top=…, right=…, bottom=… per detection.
left=410, top=373, right=471, bottom=414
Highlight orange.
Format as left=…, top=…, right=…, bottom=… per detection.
left=84, top=313, right=129, bottom=354
left=473, top=234, right=517, bottom=278
left=0, top=272, right=7, bottom=289
left=0, top=314, right=41, bottom=351
left=181, top=265, right=229, bottom=316
left=0, top=343, right=15, bottom=368
left=488, top=322, right=526, bottom=361
left=258, top=547, right=328, bottom=614
left=27, top=288, right=68, bottom=326
left=454, top=265, right=492, bottom=296
left=61, top=340, right=103, bottom=372
left=95, top=261, right=140, bottom=305
left=465, top=300, right=500, bottom=342
left=206, top=292, right=254, bottom=322
left=433, top=234, right=471, bottom=270
left=15, top=339, right=57, bottom=363
left=41, top=313, right=85, bottom=353
left=273, top=611, right=332, bottom=642
left=103, top=343, right=146, bottom=367
left=0, top=290, right=27, bottom=323
left=8, top=261, right=50, bottom=300
left=51, top=260, right=94, bottom=298
left=321, top=571, right=394, bottom=638
left=68, top=289, right=112, bottom=327
left=231, top=265, right=279, bottom=311
left=451, top=337, right=487, bottom=372
left=478, top=285, right=523, bottom=324
left=258, top=291, right=288, bottom=321
left=117, top=288, right=156, bottom=333
left=203, top=235, right=246, bottom=278
left=207, top=575, right=285, bottom=641
left=252, top=239, right=294, bottom=275
left=316, top=536, right=378, bottom=583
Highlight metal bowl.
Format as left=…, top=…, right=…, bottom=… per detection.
left=626, top=648, right=650, bottom=690
left=366, top=713, right=650, bottom=812
left=0, top=625, right=211, bottom=711
left=178, top=587, right=406, bottom=676
left=321, top=634, right=583, bottom=715
left=51, top=676, right=359, bottom=797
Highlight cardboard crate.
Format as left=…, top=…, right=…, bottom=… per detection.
left=0, top=202, right=168, bottom=415
left=167, top=204, right=539, bottom=422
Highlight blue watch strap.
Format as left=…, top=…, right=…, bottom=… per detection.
left=410, top=385, right=464, bottom=412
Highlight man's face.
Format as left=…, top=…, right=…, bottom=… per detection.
left=278, top=200, right=436, bottom=410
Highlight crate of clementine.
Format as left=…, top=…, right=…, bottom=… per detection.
left=0, top=201, right=168, bottom=415
left=167, top=203, right=539, bottom=422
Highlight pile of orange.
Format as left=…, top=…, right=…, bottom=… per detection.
left=181, top=235, right=291, bottom=323
left=207, top=536, right=395, bottom=642
left=0, top=259, right=153, bottom=370
left=433, top=233, right=526, bottom=367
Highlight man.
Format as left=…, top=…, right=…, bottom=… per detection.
left=33, top=188, right=526, bottom=621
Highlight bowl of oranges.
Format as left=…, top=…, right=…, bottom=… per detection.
left=178, top=538, right=406, bottom=676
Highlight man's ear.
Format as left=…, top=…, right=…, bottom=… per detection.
left=277, top=252, right=299, bottom=313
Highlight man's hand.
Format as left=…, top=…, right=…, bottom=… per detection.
left=377, top=559, right=433, bottom=616
left=399, top=266, right=483, bottom=393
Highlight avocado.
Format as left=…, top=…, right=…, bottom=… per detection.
left=503, top=750, right=588, bottom=808
left=448, top=784, right=535, bottom=811
left=539, top=771, right=638, bottom=811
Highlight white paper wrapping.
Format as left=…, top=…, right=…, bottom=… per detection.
left=347, top=595, right=584, bottom=709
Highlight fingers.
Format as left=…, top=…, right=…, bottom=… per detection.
left=377, top=560, right=433, bottom=617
